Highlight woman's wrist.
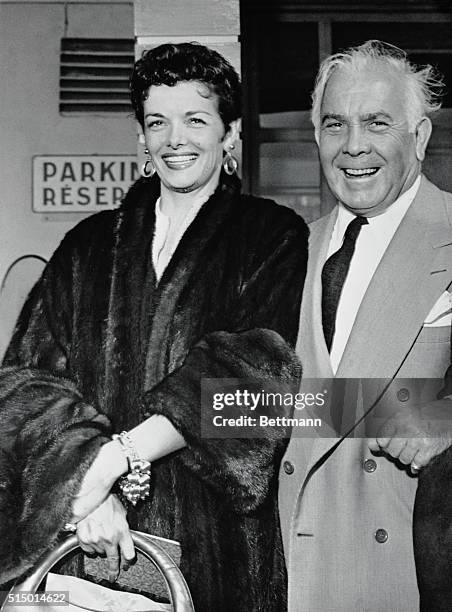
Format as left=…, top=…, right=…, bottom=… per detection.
left=112, top=431, right=152, bottom=506
left=97, top=439, right=129, bottom=485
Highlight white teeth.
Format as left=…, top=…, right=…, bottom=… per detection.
left=165, top=155, right=197, bottom=163
left=344, top=168, right=378, bottom=177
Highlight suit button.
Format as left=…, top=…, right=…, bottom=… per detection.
left=363, top=459, right=377, bottom=473
left=397, top=388, right=410, bottom=402
left=375, top=528, right=388, bottom=543
left=283, top=461, right=294, bottom=475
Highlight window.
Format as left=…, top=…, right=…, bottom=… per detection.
left=241, top=2, right=452, bottom=218
left=332, top=22, right=452, bottom=108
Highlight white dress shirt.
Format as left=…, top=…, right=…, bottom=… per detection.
left=152, top=196, right=206, bottom=281
left=328, top=175, right=421, bottom=373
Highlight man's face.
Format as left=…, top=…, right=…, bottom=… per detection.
left=318, top=65, right=430, bottom=217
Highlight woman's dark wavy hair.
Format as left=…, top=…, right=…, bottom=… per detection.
left=130, top=42, right=242, bottom=131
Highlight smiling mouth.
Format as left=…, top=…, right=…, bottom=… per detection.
left=342, top=167, right=380, bottom=178
left=162, top=154, right=198, bottom=169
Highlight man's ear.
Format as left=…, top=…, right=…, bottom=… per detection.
left=223, top=119, right=241, bottom=150
left=314, top=126, right=320, bottom=146
left=415, top=116, right=432, bottom=162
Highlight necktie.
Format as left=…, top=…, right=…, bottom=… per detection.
left=321, top=215, right=368, bottom=352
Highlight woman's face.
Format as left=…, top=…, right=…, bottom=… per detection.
left=143, top=80, right=238, bottom=195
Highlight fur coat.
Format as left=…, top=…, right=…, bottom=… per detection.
left=1, top=173, right=308, bottom=611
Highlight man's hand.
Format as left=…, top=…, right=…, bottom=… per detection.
left=76, top=494, right=135, bottom=582
left=368, top=399, right=452, bottom=473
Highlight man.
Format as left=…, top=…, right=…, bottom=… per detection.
left=279, top=40, right=452, bottom=611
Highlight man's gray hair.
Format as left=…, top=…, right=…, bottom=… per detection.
left=311, top=40, right=444, bottom=136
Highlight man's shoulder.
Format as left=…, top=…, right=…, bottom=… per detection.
left=418, top=175, right=452, bottom=229
left=420, top=174, right=452, bottom=204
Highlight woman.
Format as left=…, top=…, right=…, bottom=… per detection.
left=0, top=43, right=308, bottom=611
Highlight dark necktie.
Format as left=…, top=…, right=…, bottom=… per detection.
left=321, top=215, right=368, bottom=352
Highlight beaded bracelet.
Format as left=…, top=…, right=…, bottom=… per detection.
left=112, top=431, right=151, bottom=506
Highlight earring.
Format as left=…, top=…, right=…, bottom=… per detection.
left=223, top=145, right=238, bottom=176
left=141, top=148, right=156, bottom=178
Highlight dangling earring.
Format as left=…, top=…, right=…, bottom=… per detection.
left=223, top=144, right=238, bottom=175
left=141, top=148, right=156, bottom=178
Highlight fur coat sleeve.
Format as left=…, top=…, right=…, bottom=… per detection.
left=0, top=367, right=111, bottom=585
left=145, top=328, right=301, bottom=513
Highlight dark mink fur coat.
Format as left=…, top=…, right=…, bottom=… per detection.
left=0, top=172, right=308, bottom=611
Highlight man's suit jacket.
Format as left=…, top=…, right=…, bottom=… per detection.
left=279, top=176, right=452, bottom=612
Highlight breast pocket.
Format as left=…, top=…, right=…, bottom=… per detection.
left=398, top=324, right=451, bottom=378
left=417, top=325, right=451, bottom=344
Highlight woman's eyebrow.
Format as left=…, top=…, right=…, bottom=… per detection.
left=144, top=112, right=165, bottom=119
left=144, top=110, right=214, bottom=118
left=185, top=110, right=213, bottom=116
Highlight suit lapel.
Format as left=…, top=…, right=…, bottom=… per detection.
left=337, top=176, right=452, bottom=381
left=306, top=177, right=452, bottom=469
left=291, top=212, right=337, bottom=479
left=296, top=211, right=336, bottom=380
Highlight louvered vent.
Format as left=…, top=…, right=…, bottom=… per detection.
left=60, top=38, right=134, bottom=114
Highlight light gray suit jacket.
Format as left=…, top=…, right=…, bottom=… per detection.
left=279, top=176, right=452, bottom=612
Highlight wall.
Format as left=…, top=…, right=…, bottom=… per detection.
left=0, top=1, right=135, bottom=357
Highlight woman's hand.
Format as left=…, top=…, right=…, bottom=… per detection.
left=71, top=440, right=127, bottom=523
left=76, top=494, right=135, bottom=582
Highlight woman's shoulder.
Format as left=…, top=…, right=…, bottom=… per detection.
left=62, top=177, right=156, bottom=246
left=236, top=193, right=309, bottom=236
left=63, top=208, right=119, bottom=246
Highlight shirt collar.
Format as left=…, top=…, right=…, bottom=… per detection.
left=154, top=196, right=166, bottom=220
left=335, top=174, right=421, bottom=235
left=154, top=193, right=209, bottom=224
